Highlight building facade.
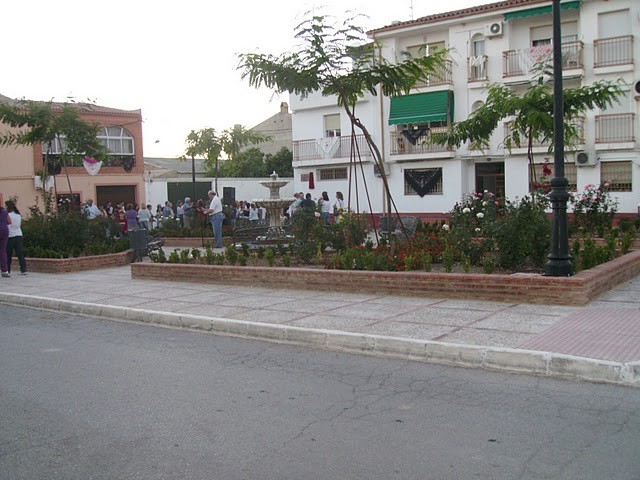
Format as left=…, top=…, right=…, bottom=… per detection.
left=0, top=95, right=144, bottom=213
left=290, top=0, right=639, bottom=215
left=247, top=102, right=293, bottom=156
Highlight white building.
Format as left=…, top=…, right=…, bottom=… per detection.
left=290, top=0, right=639, bottom=216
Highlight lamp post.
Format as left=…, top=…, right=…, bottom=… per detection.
left=545, top=0, right=573, bottom=276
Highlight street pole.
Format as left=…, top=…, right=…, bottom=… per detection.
left=545, top=0, right=573, bottom=276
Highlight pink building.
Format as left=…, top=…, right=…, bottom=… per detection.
left=0, top=94, right=145, bottom=213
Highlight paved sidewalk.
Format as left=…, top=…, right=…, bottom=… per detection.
left=1, top=265, right=639, bottom=386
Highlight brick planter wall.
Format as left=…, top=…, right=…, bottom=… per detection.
left=15, top=249, right=135, bottom=274
left=130, top=249, right=640, bottom=305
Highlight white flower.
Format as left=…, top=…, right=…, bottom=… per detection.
left=482, top=201, right=487, bottom=206
left=476, top=212, right=485, bottom=219
left=484, top=189, right=489, bottom=193
left=475, top=228, right=481, bottom=233
left=462, top=207, right=471, bottom=214
left=442, top=224, right=450, bottom=231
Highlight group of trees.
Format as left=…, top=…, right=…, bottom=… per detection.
left=182, top=124, right=293, bottom=190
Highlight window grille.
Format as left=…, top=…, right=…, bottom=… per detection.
left=319, top=167, right=348, bottom=181
left=529, top=162, right=577, bottom=191
left=600, top=161, right=632, bottom=192
left=404, top=168, right=443, bottom=196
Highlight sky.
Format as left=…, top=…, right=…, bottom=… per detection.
left=3, top=0, right=494, bottom=158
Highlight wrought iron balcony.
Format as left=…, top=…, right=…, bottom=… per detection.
left=413, top=60, right=453, bottom=88
left=595, top=113, right=635, bottom=143
left=503, top=117, right=585, bottom=148
left=467, top=55, right=488, bottom=82
left=503, top=41, right=584, bottom=77
left=390, top=129, right=454, bottom=155
left=292, top=134, right=372, bottom=162
left=594, top=35, right=634, bottom=68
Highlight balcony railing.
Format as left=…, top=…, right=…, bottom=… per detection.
left=293, top=134, right=372, bottom=162
left=503, top=41, right=584, bottom=77
left=595, top=113, right=635, bottom=143
left=390, top=130, right=454, bottom=155
left=42, top=154, right=136, bottom=168
left=467, top=55, right=488, bottom=82
left=594, top=35, right=634, bottom=68
left=414, top=59, right=453, bottom=87
left=503, top=117, right=585, bottom=148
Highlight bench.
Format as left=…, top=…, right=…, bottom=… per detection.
left=379, top=216, right=420, bottom=242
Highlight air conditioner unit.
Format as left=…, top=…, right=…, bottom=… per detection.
left=373, top=163, right=390, bottom=177
left=34, top=175, right=54, bottom=190
left=485, top=22, right=503, bottom=37
left=575, top=151, right=599, bottom=167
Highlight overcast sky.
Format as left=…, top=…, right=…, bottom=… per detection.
left=3, top=0, right=493, bottom=158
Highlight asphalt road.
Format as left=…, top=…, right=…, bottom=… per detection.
left=1, top=304, right=639, bottom=480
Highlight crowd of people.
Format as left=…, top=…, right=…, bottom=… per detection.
left=287, top=191, right=345, bottom=225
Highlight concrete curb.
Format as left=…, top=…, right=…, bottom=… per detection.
left=1, top=292, right=638, bottom=387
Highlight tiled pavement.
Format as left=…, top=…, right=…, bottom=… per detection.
left=1, top=265, right=640, bottom=384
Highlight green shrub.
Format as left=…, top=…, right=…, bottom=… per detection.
left=442, top=243, right=455, bottom=273
left=204, top=247, right=215, bottom=265
left=224, top=245, right=238, bottom=265
left=282, top=254, right=291, bottom=267
left=482, top=255, right=497, bottom=274
left=23, top=210, right=127, bottom=258
left=265, top=247, right=276, bottom=267
left=238, top=255, right=247, bottom=266
left=620, top=231, right=635, bottom=255
left=167, top=251, right=180, bottom=264
left=191, top=248, right=201, bottom=261
left=179, top=249, right=190, bottom=264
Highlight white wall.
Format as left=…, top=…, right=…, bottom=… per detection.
left=146, top=177, right=296, bottom=208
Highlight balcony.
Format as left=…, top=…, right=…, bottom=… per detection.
left=595, top=113, right=635, bottom=143
left=42, top=154, right=136, bottom=169
left=414, top=60, right=453, bottom=88
left=468, top=55, right=488, bottom=82
left=390, top=129, right=454, bottom=156
left=503, top=117, right=585, bottom=149
left=293, top=134, right=371, bottom=162
left=503, top=41, right=584, bottom=77
left=594, top=35, right=634, bottom=68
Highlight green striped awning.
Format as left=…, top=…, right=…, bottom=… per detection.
left=388, top=91, right=454, bottom=125
left=504, top=1, right=580, bottom=20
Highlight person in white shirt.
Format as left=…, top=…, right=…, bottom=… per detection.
left=84, top=199, right=102, bottom=220
left=249, top=203, right=259, bottom=221
left=137, top=204, right=152, bottom=230
left=204, top=190, right=224, bottom=248
left=5, top=200, right=26, bottom=275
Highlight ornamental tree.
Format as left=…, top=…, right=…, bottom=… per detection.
left=238, top=13, right=446, bottom=229
left=430, top=65, right=623, bottom=190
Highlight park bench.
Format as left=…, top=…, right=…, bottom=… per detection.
left=379, top=216, right=420, bottom=242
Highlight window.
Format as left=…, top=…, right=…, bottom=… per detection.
left=41, top=125, right=135, bottom=167
left=598, top=10, right=630, bottom=38
left=404, top=168, right=443, bottom=196
left=319, top=167, right=348, bottom=181
left=56, top=193, right=81, bottom=211
left=471, top=101, right=485, bottom=113
left=324, top=114, right=341, bottom=138
left=300, top=173, right=310, bottom=182
left=529, top=162, right=577, bottom=191
left=475, top=162, right=505, bottom=198
left=97, top=126, right=134, bottom=155
left=600, top=161, right=632, bottom=192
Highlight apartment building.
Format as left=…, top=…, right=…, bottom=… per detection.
left=290, top=0, right=639, bottom=214
left=0, top=95, right=144, bottom=212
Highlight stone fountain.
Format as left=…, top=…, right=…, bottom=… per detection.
left=255, top=172, right=291, bottom=228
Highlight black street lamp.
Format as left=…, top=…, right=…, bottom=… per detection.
left=545, top=0, right=574, bottom=277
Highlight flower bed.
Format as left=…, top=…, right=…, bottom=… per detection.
left=131, top=249, right=640, bottom=306
left=14, top=249, right=135, bottom=274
